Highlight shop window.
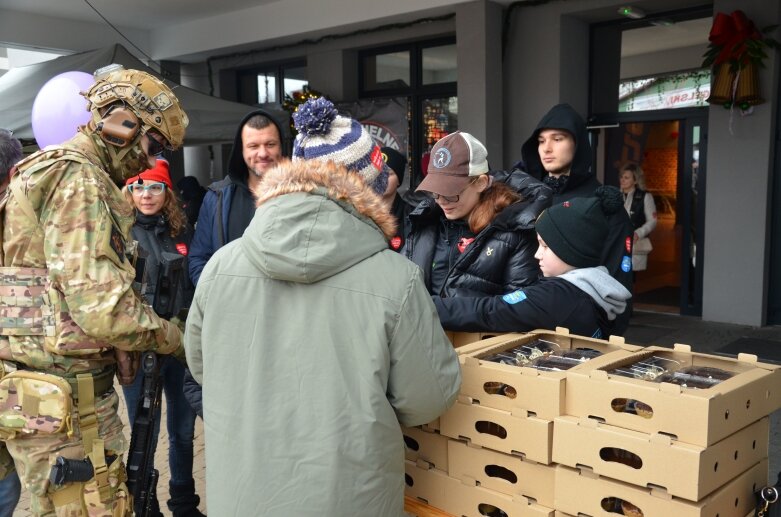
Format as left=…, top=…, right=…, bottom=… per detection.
left=422, top=44, right=457, bottom=85
left=359, top=38, right=457, bottom=188
left=238, top=61, right=308, bottom=106
left=363, top=51, right=410, bottom=91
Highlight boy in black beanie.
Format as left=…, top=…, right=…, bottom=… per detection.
left=433, top=186, right=631, bottom=339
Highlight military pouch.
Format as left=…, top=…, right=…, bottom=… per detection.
left=0, top=370, right=73, bottom=438
left=0, top=266, right=54, bottom=336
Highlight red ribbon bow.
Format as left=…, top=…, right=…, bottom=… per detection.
left=709, top=10, right=763, bottom=66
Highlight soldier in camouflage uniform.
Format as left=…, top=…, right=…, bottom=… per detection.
left=0, top=66, right=189, bottom=516
left=0, top=127, right=23, bottom=517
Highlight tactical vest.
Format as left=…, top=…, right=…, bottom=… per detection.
left=627, top=188, right=647, bottom=231
left=0, top=148, right=93, bottom=346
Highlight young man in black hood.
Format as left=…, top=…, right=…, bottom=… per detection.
left=189, top=109, right=288, bottom=285
left=520, top=103, right=634, bottom=334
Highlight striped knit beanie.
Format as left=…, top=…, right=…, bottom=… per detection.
left=292, top=97, right=389, bottom=195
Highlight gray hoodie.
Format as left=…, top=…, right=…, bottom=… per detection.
left=560, top=266, right=631, bottom=320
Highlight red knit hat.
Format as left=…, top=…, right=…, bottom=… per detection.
left=125, top=158, right=172, bottom=189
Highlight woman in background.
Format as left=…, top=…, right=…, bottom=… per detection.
left=619, top=162, right=657, bottom=273
left=122, top=159, right=204, bottom=517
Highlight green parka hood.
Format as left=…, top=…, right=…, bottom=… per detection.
left=241, top=159, right=398, bottom=284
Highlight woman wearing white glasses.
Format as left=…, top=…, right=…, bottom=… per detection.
left=122, top=158, right=205, bottom=517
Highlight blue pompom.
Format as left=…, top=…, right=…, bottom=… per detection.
left=293, top=97, right=338, bottom=136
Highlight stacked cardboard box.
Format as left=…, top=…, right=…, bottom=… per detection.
left=403, top=333, right=778, bottom=517
left=405, top=330, right=640, bottom=516
left=555, top=344, right=780, bottom=516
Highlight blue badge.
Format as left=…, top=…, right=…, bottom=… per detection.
left=502, top=290, right=527, bottom=304
left=621, top=255, right=632, bottom=272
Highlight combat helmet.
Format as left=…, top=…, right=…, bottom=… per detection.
left=84, top=64, right=188, bottom=149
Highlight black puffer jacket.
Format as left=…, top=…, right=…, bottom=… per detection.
left=132, top=213, right=194, bottom=317
left=402, top=170, right=552, bottom=296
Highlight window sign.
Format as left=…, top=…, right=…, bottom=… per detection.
left=619, top=70, right=711, bottom=112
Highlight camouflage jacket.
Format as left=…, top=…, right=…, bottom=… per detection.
left=0, top=132, right=181, bottom=374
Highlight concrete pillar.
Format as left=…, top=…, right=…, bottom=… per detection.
left=701, top=0, right=780, bottom=325
left=306, top=49, right=358, bottom=102
left=456, top=0, right=503, bottom=168
left=502, top=3, right=590, bottom=167
left=180, top=62, right=216, bottom=187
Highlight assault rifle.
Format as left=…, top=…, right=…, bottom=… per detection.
left=126, top=251, right=185, bottom=516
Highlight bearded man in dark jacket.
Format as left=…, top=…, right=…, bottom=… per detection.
left=188, top=109, right=288, bottom=285
left=519, top=103, right=634, bottom=335
left=185, top=109, right=288, bottom=416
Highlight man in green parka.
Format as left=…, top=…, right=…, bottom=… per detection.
left=185, top=98, right=460, bottom=516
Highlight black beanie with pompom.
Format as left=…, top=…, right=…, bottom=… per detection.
left=535, top=186, right=623, bottom=269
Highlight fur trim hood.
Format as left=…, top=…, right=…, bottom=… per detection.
left=241, top=159, right=396, bottom=284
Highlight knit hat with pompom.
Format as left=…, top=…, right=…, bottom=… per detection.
left=535, top=186, right=623, bottom=268
left=292, top=97, right=389, bottom=195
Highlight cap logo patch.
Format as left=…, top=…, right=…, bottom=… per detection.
left=432, top=147, right=452, bottom=169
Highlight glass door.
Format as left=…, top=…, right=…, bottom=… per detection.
left=679, top=116, right=707, bottom=316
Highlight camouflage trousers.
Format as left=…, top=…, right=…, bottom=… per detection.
left=3, top=390, right=131, bottom=517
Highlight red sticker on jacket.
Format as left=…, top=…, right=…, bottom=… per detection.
left=176, top=243, right=189, bottom=256
left=390, top=236, right=403, bottom=250
left=457, top=237, right=475, bottom=254
left=625, top=237, right=632, bottom=252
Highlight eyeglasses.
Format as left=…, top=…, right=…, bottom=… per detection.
left=146, top=131, right=172, bottom=156
left=128, top=182, right=166, bottom=196
left=430, top=178, right=479, bottom=203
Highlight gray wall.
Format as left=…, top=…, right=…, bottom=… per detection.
left=456, top=0, right=503, bottom=164
left=702, top=0, right=780, bottom=325
left=621, top=43, right=708, bottom=79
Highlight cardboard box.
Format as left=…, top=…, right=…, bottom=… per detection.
left=448, top=440, right=556, bottom=507
left=403, top=426, right=451, bottom=472
left=552, top=415, right=769, bottom=501
left=405, top=460, right=451, bottom=511
left=565, top=345, right=781, bottom=446
left=405, top=461, right=554, bottom=517
left=554, top=460, right=768, bottom=517
left=442, top=474, right=555, bottom=517
left=405, top=495, right=456, bottom=517
left=459, top=329, right=641, bottom=420
left=440, top=399, right=553, bottom=463
left=447, top=332, right=503, bottom=349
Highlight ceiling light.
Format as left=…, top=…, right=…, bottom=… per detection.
left=618, top=6, right=646, bottom=19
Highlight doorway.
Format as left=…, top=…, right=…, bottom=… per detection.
left=604, top=111, right=707, bottom=315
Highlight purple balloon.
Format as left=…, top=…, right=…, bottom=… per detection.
left=31, top=71, right=94, bottom=148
